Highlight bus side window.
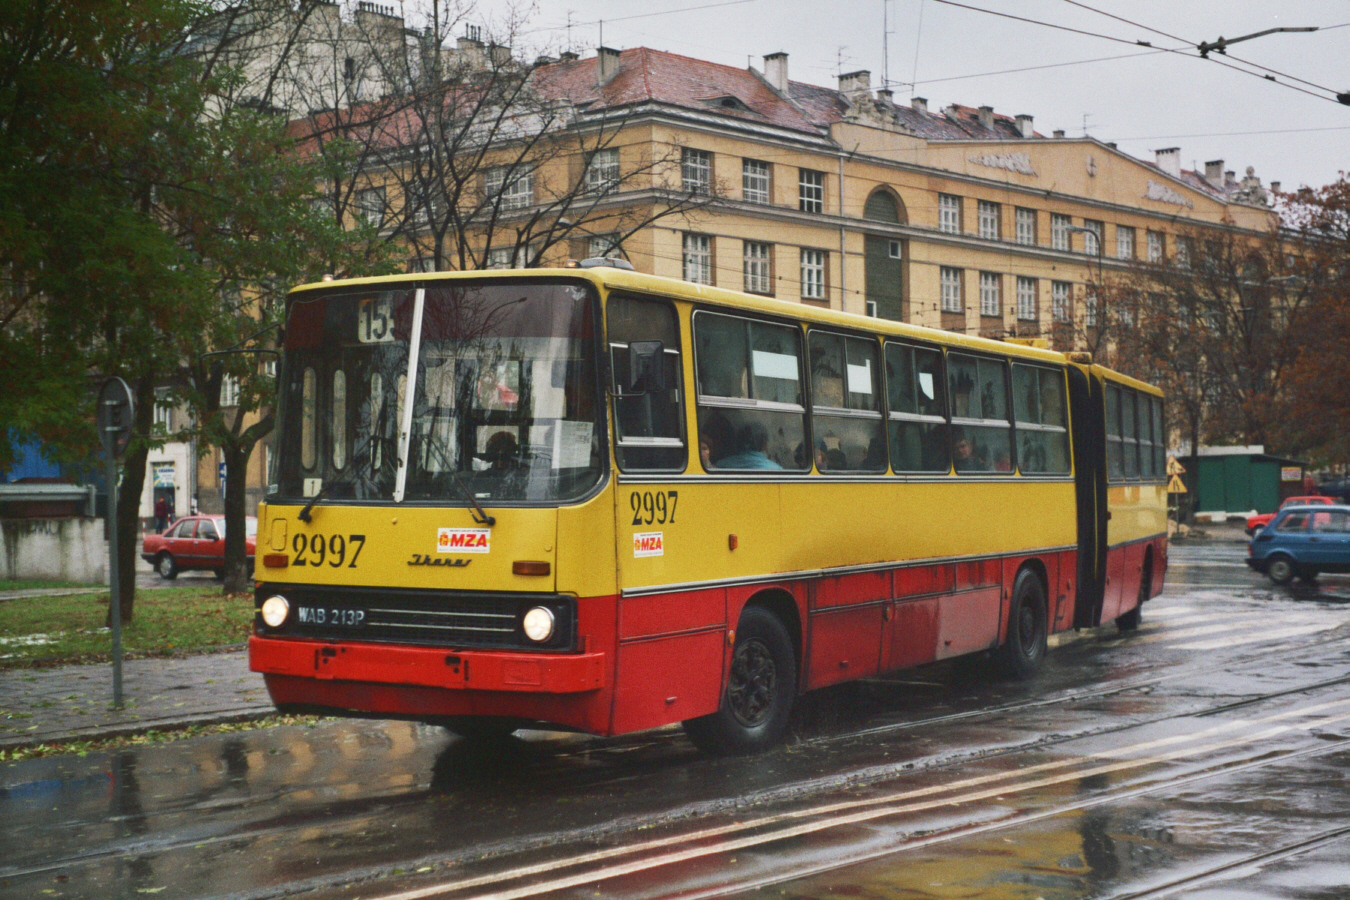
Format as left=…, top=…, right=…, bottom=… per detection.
left=1012, top=364, right=1070, bottom=475
left=885, top=342, right=948, bottom=473
left=809, top=331, right=884, bottom=472
left=694, top=312, right=806, bottom=472
left=1122, top=388, right=1140, bottom=479
left=608, top=295, right=686, bottom=471
left=1106, top=384, right=1124, bottom=481
left=948, top=353, right=1011, bottom=474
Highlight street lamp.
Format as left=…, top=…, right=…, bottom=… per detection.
left=1065, top=224, right=1105, bottom=327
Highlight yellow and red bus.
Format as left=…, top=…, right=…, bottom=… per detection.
left=248, top=263, right=1167, bottom=754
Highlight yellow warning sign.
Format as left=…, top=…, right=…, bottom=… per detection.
left=1166, top=456, right=1186, bottom=476
left=1167, top=474, right=1187, bottom=494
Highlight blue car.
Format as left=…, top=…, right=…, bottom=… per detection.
left=1246, top=504, right=1350, bottom=584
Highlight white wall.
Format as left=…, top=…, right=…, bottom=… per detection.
left=1, top=518, right=108, bottom=583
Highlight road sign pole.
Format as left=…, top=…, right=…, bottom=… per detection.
left=104, top=434, right=123, bottom=710
left=98, top=377, right=133, bottom=712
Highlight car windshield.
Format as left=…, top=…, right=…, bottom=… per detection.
left=273, top=280, right=604, bottom=505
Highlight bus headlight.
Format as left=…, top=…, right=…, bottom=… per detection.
left=522, top=606, right=555, bottom=643
left=261, top=595, right=290, bottom=628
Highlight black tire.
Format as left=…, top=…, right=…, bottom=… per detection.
left=156, top=553, right=179, bottom=580
left=441, top=716, right=519, bottom=740
left=683, top=606, right=797, bottom=756
left=1117, top=558, right=1150, bottom=633
left=998, top=569, right=1048, bottom=679
left=1267, top=555, right=1295, bottom=585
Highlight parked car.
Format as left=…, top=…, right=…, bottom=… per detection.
left=142, top=515, right=257, bottom=579
left=1246, top=504, right=1350, bottom=584
left=1317, top=476, right=1350, bottom=504
left=1245, top=495, right=1336, bottom=536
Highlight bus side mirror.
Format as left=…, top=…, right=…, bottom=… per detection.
left=627, top=341, right=666, bottom=393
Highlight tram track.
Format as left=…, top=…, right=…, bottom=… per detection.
left=357, top=706, right=1350, bottom=900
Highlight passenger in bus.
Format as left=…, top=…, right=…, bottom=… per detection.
left=699, top=412, right=735, bottom=470
left=718, top=421, right=782, bottom=470
left=483, top=431, right=520, bottom=471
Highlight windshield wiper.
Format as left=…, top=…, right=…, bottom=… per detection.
left=451, top=474, right=496, bottom=526
left=297, top=432, right=382, bottom=523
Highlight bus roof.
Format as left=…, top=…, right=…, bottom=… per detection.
left=291, top=266, right=1088, bottom=370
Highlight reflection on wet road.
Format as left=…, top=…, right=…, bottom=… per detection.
left=2, top=543, right=1349, bottom=899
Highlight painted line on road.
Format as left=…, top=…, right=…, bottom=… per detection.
left=1173, top=621, right=1347, bottom=651
left=368, top=698, right=1350, bottom=900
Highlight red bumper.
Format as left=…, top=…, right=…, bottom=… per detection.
left=248, top=635, right=606, bottom=694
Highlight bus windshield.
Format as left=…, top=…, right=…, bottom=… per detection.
left=274, top=280, right=604, bottom=505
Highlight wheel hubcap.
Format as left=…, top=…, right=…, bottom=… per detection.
left=727, top=638, right=776, bottom=727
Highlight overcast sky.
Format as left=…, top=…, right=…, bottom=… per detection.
left=510, top=0, right=1349, bottom=194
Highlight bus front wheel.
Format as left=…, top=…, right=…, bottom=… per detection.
left=683, top=607, right=797, bottom=756
left=998, top=569, right=1048, bottom=679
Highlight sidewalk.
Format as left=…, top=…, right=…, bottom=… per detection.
left=0, top=649, right=275, bottom=750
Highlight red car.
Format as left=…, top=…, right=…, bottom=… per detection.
left=142, top=515, right=257, bottom=579
left=1245, top=496, right=1335, bottom=536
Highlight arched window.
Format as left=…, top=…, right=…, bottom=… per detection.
left=864, top=189, right=904, bottom=224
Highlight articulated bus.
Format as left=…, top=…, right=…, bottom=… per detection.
left=249, top=263, right=1167, bottom=754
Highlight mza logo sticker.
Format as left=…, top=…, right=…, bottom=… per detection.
left=633, top=532, right=664, bottom=557
left=438, top=528, right=491, bottom=554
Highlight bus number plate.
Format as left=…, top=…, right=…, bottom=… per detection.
left=630, top=490, right=678, bottom=526
left=296, top=606, right=367, bottom=628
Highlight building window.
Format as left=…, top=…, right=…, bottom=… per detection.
left=682, top=148, right=711, bottom=193
left=800, top=248, right=826, bottom=300
left=153, top=396, right=172, bottom=433
left=939, top=194, right=962, bottom=234
left=744, top=241, right=772, bottom=294
left=683, top=233, right=712, bottom=284
left=1051, top=213, right=1071, bottom=251
left=587, top=234, right=622, bottom=259
left=977, top=200, right=1001, bottom=240
left=742, top=159, right=770, bottom=204
left=1082, top=220, right=1103, bottom=255
left=1147, top=230, right=1164, bottom=262
left=1016, top=277, right=1037, bottom=321
left=798, top=169, right=825, bottom=213
left=1084, top=289, right=1098, bottom=327
left=356, top=186, right=385, bottom=225
left=979, top=272, right=1002, bottom=317
left=940, top=266, right=963, bottom=313
left=485, top=166, right=534, bottom=209
left=1015, top=208, right=1036, bottom=245
left=1052, top=281, right=1072, bottom=323
left=1116, top=225, right=1135, bottom=260
left=486, top=247, right=515, bottom=269
left=220, top=374, right=241, bottom=408
left=1176, top=235, right=1192, bottom=268
left=585, top=148, right=620, bottom=193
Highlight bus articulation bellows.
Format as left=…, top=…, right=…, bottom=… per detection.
left=249, top=265, right=1167, bottom=754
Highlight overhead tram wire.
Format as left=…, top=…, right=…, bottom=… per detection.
left=1057, top=0, right=1342, bottom=96
left=927, top=0, right=1346, bottom=105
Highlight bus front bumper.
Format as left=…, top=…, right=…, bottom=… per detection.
left=248, top=635, right=607, bottom=694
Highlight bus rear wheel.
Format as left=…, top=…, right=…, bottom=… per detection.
left=683, top=607, right=796, bottom=756
left=998, top=569, right=1047, bottom=679
left=1116, top=558, right=1150, bottom=633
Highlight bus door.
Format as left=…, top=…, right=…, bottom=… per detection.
left=1067, top=366, right=1107, bottom=627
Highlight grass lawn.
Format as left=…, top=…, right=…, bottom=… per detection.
left=0, top=587, right=254, bottom=667
left=0, top=579, right=87, bottom=592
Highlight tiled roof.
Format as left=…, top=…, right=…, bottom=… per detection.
left=535, top=48, right=1040, bottom=142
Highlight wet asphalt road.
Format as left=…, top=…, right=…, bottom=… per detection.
left=3, top=542, right=1349, bottom=900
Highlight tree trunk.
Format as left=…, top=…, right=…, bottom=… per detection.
left=221, top=440, right=254, bottom=594
left=107, top=376, right=156, bottom=626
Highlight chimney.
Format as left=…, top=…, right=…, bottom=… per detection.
left=977, top=105, right=994, bottom=130
left=1015, top=114, right=1033, bottom=138
left=911, top=96, right=927, bottom=116
left=597, top=46, right=620, bottom=85
left=838, top=70, right=871, bottom=98
left=764, top=52, right=788, bottom=93
left=942, top=103, right=960, bottom=119
left=1271, top=181, right=1281, bottom=194
left=1052, top=129, right=1065, bottom=138
left=1226, top=169, right=1235, bottom=183
left=876, top=88, right=893, bottom=104
left=559, top=50, right=578, bottom=62
left=1155, top=147, right=1181, bottom=178
left=1204, top=159, right=1224, bottom=188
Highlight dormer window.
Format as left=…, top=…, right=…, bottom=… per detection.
left=701, top=95, right=753, bottom=114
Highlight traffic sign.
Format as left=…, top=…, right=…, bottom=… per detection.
left=97, top=377, right=134, bottom=457
left=1166, top=456, right=1185, bottom=476
left=1167, top=474, right=1187, bottom=494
